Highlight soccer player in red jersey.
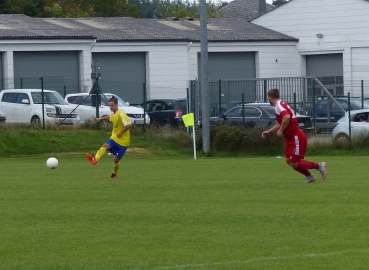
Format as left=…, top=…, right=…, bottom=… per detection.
left=262, top=88, right=327, bottom=183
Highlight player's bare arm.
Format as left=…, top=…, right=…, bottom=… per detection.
left=277, top=114, right=290, bottom=137
left=262, top=123, right=280, bottom=138
left=116, top=123, right=132, bottom=138
left=95, top=115, right=110, bottom=123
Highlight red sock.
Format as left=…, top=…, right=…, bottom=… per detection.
left=297, top=160, right=319, bottom=170
left=294, top=167, right=311, bottom=177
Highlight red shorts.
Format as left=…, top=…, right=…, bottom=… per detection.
left=285, top=130, right=307, bottom=163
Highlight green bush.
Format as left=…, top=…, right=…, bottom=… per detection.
left=3, top=123, right=369, bottom=157
left=197, top=124, right=284, bottom=155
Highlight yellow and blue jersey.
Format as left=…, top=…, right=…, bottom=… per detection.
left=110, top=109, right=131, bottom=147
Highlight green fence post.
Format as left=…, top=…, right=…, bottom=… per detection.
left=218, top=79, right=222, bottom=116
left=21, top=78, right=23, bottom=89
left=312, top=79, right=316, bottom=132
left=40, top=77, right=45, bottom=130
left=263, top=80, right=267, bottom=102
left=64, top=86, right=67, bottom=98
left=348, top=92, right=351, bottom=142
left=95, top=78, right=100, bottom=119
left=293, top=92, right=297, bottom=113
left=143, top=82, right=146, bottom=135
left=242, top=93, right=245, bottom=126
left=362, top=80, right=364, bottom=109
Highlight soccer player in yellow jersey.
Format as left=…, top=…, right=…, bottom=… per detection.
left=86, top=96, right=132, bottom=178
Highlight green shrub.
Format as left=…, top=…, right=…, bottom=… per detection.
left=197, top=124, right=284, bottom=155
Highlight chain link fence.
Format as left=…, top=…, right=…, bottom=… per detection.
left=190, top=78, right=369, bottom=136
left=1, top=75, right=369, bottom=140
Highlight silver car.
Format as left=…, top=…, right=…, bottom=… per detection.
left=332, top=109, right=369, bottom=141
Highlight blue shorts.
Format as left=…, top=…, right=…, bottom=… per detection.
left=106, top=138, right=128, bottom=159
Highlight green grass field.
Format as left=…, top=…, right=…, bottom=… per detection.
left=1, top=153, right=369, bottom=269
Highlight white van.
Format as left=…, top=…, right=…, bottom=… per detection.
left=65, top=93, right=150, bottom=125
left=0, top=89, right=79, bottom=125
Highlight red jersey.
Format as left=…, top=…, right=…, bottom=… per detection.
left=274, top=100, right=301, bottom=139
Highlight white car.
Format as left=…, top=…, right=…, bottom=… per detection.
left=0, top=89, right=79, bottom=125
left=65, top=93, right=111, bottom=123
left=65, top=93, right=150, bottom=125
left=103, top=93, right=150, bottom=125
left=332, top=109, right=369, bottom=141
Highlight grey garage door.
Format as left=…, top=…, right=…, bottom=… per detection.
left=92, top=52, right=145, bottom=104
left=0, top=53, right=3, bottom=90
left=197, top=52, right=257, bottom=106
left=198, top=52, right=256, bottom=82
left=306, top=53, right=344, bottom=96
left=13, top=51, right=79, bottom=94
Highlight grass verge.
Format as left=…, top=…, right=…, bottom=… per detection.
left=1, top=155, right=369, bottom=269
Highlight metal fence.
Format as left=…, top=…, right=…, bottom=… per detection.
left=190, top=77, right=369, bottom=134
left=1, top=75, right=369, bottom=138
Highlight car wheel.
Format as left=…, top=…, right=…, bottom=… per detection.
left=335, top=133, right=349, bottom=141
left=30, top=116, right=41, bottom=127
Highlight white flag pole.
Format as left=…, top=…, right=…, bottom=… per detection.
left=192, top=127, right=196, bottom=160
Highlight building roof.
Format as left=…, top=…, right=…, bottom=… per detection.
left=221, top=0, right=275, bottom=20
left=0, top=14, right=95, bottom=40
left=0, top=14, right=297, bottom=43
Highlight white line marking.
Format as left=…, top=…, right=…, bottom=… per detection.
left=131, top=249, right=369, bottom=270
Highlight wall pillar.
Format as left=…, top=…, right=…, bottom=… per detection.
left=3, top=51, right=14, bottom=89
left=79, top=49, right=93, bottom=92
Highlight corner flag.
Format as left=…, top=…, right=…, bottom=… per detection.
left=182, top=113, right=196, bottom=160
left=182, top=113, right=194, bottom=127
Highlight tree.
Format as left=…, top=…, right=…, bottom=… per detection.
left=90, top=0, right=140, bottom=17
left=0, top=0, right=47, bottom=16
left=154, top=0, right=224, bottom=19
left=44, top=0, right=96, bottom=17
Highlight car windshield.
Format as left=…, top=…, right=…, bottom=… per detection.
left=104, top=94, right=129, bottom=107
left=32, top=92, right=67, bottom=105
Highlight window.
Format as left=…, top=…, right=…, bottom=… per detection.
left=226, top=107, right=242, bottom=117
left=141, top=102, right=152, bottom=111
left=244, top=107, right=261, bottom=117
left=2, top=93, right=17, bottom=103
left=164, top=102, right=175, bottom=110
left=152, top=102, right=164, bottom=112
left=317, top=100, right=328, bottom=109
left=16, top=93, right=29, bottom=104
left=334, top=99, right=349, bottom=111
left=82, top=96, right=92, bottom=106
left=179, top=100, right=187, bottom=111
left=68, top=96, right=83, bottom=104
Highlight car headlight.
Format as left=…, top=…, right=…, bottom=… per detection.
left=46, top=108, right=56, bottom=117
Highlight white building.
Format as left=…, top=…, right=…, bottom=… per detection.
left=1, top=0, right=369, bottom=103
left=252, top=0, right=369, bottom=96
left=0, top=15, right=298, bottom=103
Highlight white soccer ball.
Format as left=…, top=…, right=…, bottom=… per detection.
left=46, top=157, right=58, bottom=169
